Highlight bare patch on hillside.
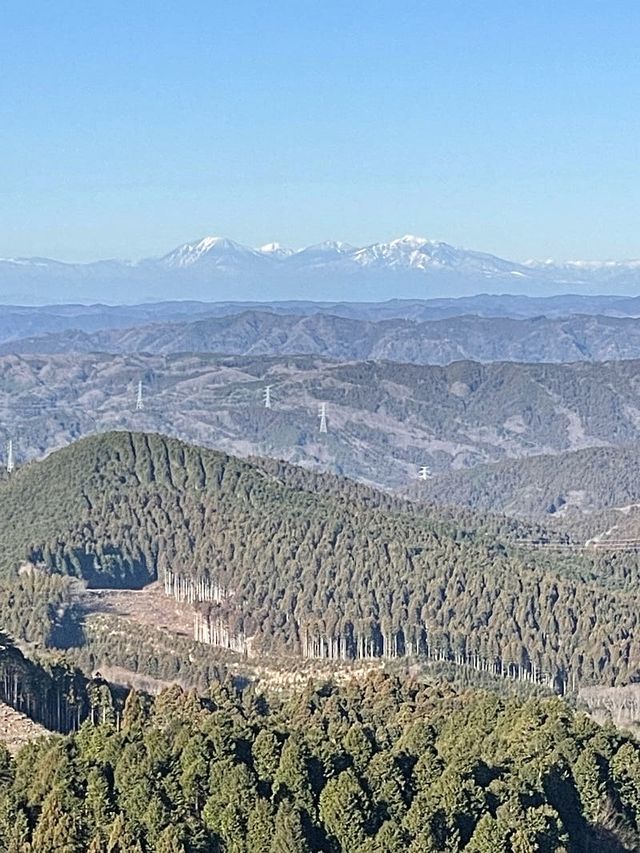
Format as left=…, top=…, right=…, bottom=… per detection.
left=580, top=684, right=640, bottom=735
left=0, top=701, right=50, bottom=754
left=83, top=582, right=194, bottom=637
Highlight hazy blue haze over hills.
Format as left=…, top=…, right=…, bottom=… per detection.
left=10, top=308, right=640, bottom=365
left=6, top=293, right=640, bottom=344
left=412, top=444, right=640, bottom=527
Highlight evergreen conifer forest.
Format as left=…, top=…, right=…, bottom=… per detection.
left=1, top=665, right=640, bottom=852
left=0, top=431, right=639, bottom=690
left=1, top=431, right=640, bottom=851
left=7, top=3, right=640, bottom=848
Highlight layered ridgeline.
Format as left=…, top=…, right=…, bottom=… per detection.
left=14, top=309, right=640, bottom=364
left=1, top=431, right=640, bottom=689
left=412, top=444, right=640, bottom=529
left=7, top=353, right=640, bottom=489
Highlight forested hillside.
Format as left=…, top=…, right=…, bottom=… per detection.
left=1, top=431, right=640, bottom=691
left=15, top=309, right=640, bottom=365
left=7, top=352, right=640, bottom=488
left=0, top=571, right=83, bottom=648
left=1, top=672, right=639, bottom=852
left=413, top=444, right=640, bottom=527
left=0, top=632, right=95, bottom=733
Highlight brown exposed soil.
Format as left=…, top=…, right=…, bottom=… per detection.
left=0, top=700, right=50, bottom=754
left=83, top=582, right=195, bottom=637
left=82, top=582, right=386, bottom=692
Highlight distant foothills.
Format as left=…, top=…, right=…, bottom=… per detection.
left=4, top=233, right=640, bottom=302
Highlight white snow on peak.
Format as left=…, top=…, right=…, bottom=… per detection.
left=160, top=236, right=263, bottom=268
left=307, top=241, right=355, bottom=253
left=391, top=234, right=432, bottom=246
left=257, top=242, right=295, bottom=258
left=9, top=236, right=640, bottom=297
left=524, top=258, right=640, bottom=271
left=350, top=236, right=532, bottom=276
left=291, top=241, right=356, bottom=262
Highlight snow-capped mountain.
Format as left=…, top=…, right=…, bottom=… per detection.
left=159, top=236, right=265, bottom=269
left=3, top=234, right=640, bottom=304
left=351, top=235, right=529, bottom=275
left=257, top=242, right=295, bottom=258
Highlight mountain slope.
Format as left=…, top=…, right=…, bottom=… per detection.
left=3, top=673, right=639, bottom=852
left=5, top=353, right=640, bottom=488
left=412, top=444, right=640, bottom=526
left=12, top=309, right=640, bottom=364
left=5, top=293, right=640, bottom=348
left=1, top=430, right=640, bottom=690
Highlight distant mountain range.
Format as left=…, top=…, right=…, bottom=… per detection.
left=5, top=233, right=640, bottom=303
left=4, top=352, right=640, bottom=489
left=10, top=308, right=640, bottom=364
left=6, top=292, right=640, bottom=344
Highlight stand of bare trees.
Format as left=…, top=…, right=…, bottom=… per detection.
left=163, top=569, right=226, bottom=604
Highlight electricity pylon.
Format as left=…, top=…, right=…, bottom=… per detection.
left=319, top=403, right=328, bottom=433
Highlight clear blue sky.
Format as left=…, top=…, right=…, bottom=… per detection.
left=1, top=1, right=639, bottom=262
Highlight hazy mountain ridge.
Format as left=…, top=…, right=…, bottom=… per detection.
left=6, top=233, right=640, bottom=302
left=4, top=293, right=640, bottom=346
left=411, top=444, right=640, bottom=528
left=10, top=309, right=640, bottom=364
left=4, top=352, right=640, bottom=488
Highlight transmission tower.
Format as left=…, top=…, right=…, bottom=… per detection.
left=263, top=385, right=272, bottom=409
left=136, top=380, right=144, bottom=411
left=319, top=402, right=328, bottom=434
left=6, top=439, right=14, bottom=474
left=418, top=465, right=431, bottom=481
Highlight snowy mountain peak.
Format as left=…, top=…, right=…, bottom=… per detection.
left=160, top=236, right=261, bottom=269
left=306, top=241, right=355, bottom=254
left=289, top=241, right=356, bottom=266
left=6, top=234, right=640, bottom=303
left=391, top=234, right=434, bottom=247
left=353, top=237, right=440, bottom=269
left=257, top=242, right=295, bottom=258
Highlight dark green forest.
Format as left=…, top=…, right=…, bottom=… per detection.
left=0, top=571, right=83, bottom=649
left=0, top=431, right=639, bottom=689
left=1, top=671, right=640, bottom=853
left=0, top=432, right=640, bottom=851
left=0, top=631, right=92, bottom=733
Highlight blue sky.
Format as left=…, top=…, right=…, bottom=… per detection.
left=1, top=1, right=639, bottom=262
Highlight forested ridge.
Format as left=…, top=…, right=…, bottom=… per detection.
left=0, top=632, right=99, bottom=734
left=8, top=352, right=640, bottom=490
left=1, top=672, right=640, bottom=852
left=0, top=571, right=83, bottom=649
left=17, top=305, right=640, bottom=366
left=412, top=443, right=640, bottom=527
left=0, top=432, right=639, bottom=691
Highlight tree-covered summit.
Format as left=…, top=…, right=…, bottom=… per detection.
left=0, top=431, right=639, bottom=689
